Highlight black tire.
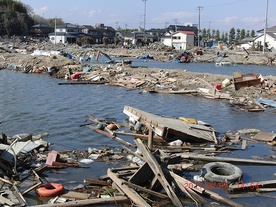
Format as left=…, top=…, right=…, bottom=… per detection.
left=202, top=162, right=243, bottom=183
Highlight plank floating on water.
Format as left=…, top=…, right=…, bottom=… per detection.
left=58, top=80, right=108, bottom=85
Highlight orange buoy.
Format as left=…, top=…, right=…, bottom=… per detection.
left=37, top=183, right=64, bottom=197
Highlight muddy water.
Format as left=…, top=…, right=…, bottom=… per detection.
left=0, top=67, right=275, bottom=206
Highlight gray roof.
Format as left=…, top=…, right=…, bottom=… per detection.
left=257, top=25, right=276, bottom=33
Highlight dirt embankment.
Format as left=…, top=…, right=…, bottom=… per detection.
left=1, top=41, right=276, bottom=111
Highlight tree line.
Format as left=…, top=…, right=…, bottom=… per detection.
left=0, top=0, right=64, bottom=36
left=0, top=0, right=257, bottom=44
left=201, top=28, right=256, bottom=44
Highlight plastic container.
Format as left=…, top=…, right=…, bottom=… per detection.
left=222, top=79, right=231, bottom=87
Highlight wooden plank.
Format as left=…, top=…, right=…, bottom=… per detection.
left=228, top=180, right=276, bottom=192
left=257, top=188, right=276, bottom=192
left=204, top=188, right=243, bottom=207
left=134, top=138, right=183, bottom=207
left=61, top=191, right=91, bottom=200
left=122, top=181, right=169, bottom=199
left=107, top=168, right=151, bottom=207
left=87, top=125, right=135, bottom=148
left=241, top=139, right=247, bottom=150
left=170, top=172, right=207, bottom=205
left=156, top=89, right=198, bottom=94
left=83, top=178, right=109, bottom=186
left=30, top=196, right=129, bottom=207
left=113, top=131, right=164, bottom=142
left=253, top=131, right=276, bottom=142
left=169, top=170, right=243, bottom=206
left=180, top=153, right=276, bottom=165
left=147, top=128, right=153, bottom=150
left=0, top=195, right=14, bottom=206
left=169, top=171, right=205, bottom=194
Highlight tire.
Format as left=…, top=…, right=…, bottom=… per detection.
left=202, top=162, right=243, bottom=183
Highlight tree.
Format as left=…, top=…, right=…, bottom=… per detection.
left=48, top=18, right=64, bottom=27
left=229, top=28, right=235, bottom=44
left=240, top=29, right=245, bottom=40
left=0, top=0, right=34, bottom=36
left=246, top=30, right=250, bottom=38
left=207, top=28, right=211, bottom=39
left=215, top=30, right=220, bottom=41
left=32, top=15, right=49, bottom=24
left=114, top=36, right=121, bottom=46
left=201, top=28, right=207, bottom=41
left=236, top=29, right=241, bottom=41
left=250, top=30, right=255, bottom=37
left=211, top=29, right=216, bottom=40
left=102, top=36, right=109, bottom=46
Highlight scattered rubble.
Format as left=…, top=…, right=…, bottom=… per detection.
left=0, top=103, right=276, bottom=206
left=1, top=38, right=276, bottom=112
left=1, top=38, right=276, bottom=206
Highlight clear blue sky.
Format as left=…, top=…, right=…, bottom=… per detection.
left=20, top=0, right=275, bottom=32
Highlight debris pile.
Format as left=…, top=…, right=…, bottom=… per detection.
left=1, top=104, right=276, bottom=206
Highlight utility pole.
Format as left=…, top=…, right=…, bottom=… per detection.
left=173, top=19, right=178, bottom=32
left=142, top=0, right=147, bottom=43
left=197, top=6, right=203, bottom=47
left=54, top=17, right=56, bottom=44
left=263, top=0, right=268, bottom=54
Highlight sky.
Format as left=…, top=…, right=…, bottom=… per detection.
left=20, top=0, right=276, bottom=32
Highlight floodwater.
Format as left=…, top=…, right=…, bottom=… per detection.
left=0, top=60, right=275, bottom=206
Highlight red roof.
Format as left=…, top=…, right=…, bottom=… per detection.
left=178, top=31, right=194, bottom=35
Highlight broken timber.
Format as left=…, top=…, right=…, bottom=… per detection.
left=134, top=138, right=183, bottom=207
left=179, top=153, right=276, bottom=165
left=107, top=168, right=151, bottom=207
left=169, top=171, right=243, bottom=207
left=30, top=196, right=129, bottom=207
left=123, top=105, right=217, bottom=143
left=87, top=125, right=135, bottom=148
left=229, top=180, right=276, bottom=192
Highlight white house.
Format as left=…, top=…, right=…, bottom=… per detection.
left=254, top=26, right=276, bottom=51
left=48, top=23, right=85, bottom=44
left=161, top=31, right=194, bottom=50
left=123, top=32, right=154, bottom=45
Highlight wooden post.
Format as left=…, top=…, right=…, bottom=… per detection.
left=148, top=128, right=153, bottom=150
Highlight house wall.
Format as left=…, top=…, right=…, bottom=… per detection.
left=172, top=33, right=194, bottom=50
left=255, top=35, right=276, bottom=50
left=49, top=35, right=63, bottom=44
left=161, top=33, right=172, bottom=47
left=49, top=35, right=77, bottom=44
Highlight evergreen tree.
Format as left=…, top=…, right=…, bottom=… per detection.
left=207, top=28, right=211, bottom=39
left=224, top=32, right=229, bottom=43
left=229, top=28, right=235, bottom=44
left=246, top=30, right=250, bottom=38
left=221, top=32, right=225, bottom=42
left=215, top=30, right=220, bottom=41
left=202, top=28, right=207, bottom=41
left=236, top=29, right=241, bottom=41
left=240, top=29, right=246, bottom=40
left=250, top=30, right=255, bottom=37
